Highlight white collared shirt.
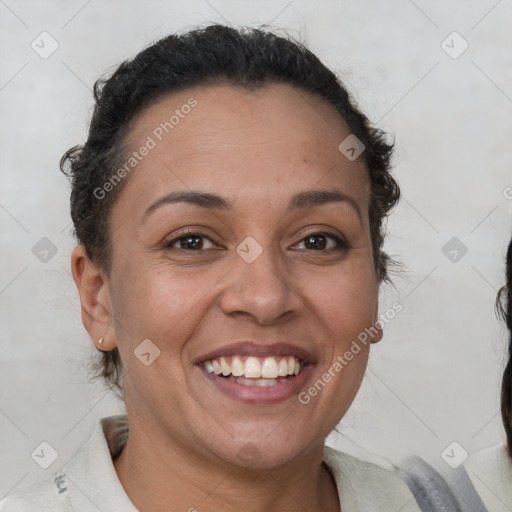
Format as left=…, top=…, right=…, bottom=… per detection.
left=0, top=415, right=419, bottom=511
left=464, top=444, right=512, bottom=511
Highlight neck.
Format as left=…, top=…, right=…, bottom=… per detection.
left=112, top=414, right=340, bottom=512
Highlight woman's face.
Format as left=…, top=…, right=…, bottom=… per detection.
left=92, top=84, right=381, bottom=468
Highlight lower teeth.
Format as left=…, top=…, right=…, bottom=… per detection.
left=228, top=376, right=294, bottom=387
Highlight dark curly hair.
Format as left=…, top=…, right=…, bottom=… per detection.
left=498, top=237, right=512, bottom=454
left=60, top=24, right=399, bottom=398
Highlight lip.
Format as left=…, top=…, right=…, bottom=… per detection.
left=198, top=363, right=314, bottom=404
left=193, top=341, right=318, bottom=404
left=193, top=341, right=317, bottom=365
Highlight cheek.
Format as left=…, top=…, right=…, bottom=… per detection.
left=109, top=258, right=222, bottom=351
left=305, top=271, right=375, bottom=424
left=109, top=263, right=213, bottom=405
left=301, top=259, right=377, bottom=404
left=305, top=263, right=378, bottom=337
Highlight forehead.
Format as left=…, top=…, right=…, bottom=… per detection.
left=116, top=83, right=369, bottom=216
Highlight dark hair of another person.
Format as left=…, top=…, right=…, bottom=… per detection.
left=60, top=24, right=399, bottom=398
left=499, top=237, right=512, bottom=454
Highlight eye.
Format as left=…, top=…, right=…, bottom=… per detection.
left=163, top=230, right=349, bottom=253
left=163, top=230, right=216, bottom=251
left=293, top=232, right=349, bottom=251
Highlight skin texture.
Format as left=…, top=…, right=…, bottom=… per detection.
left=71, top=83, right=383, bottom=512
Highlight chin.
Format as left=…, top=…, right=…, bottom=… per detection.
left=214, top=431, right=320, bottom=471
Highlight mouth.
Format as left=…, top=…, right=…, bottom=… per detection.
left=202, top=355, right=308, bottom=387
left=194, top=342, right=316, bottom=404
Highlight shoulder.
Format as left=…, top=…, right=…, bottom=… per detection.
left=0, top=415, right=130, bottom=512
left=322, top=446, right=420, bottom=511
left=0, top=470, right=70, bottom=511
left=464, top=443, right=512, bottom=511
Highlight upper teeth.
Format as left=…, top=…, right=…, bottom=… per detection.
left=203, top=355, right=302, bottom=378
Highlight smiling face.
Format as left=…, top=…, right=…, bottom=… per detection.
left=80, top=83, right=382, bottom=469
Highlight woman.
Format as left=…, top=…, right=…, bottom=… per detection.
left=462, top=236, right=512, bottom=509
left=0, top=24, right=421, bottom=511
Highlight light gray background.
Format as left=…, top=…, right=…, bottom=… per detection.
left=1, top=0, right=512, bottom=498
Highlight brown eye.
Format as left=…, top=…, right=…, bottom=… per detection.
left=295, top=233, right=349, bottom=251
left=164, top=231, right=215, bottom=251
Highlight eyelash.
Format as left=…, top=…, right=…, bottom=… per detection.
left=163, top=229, right=350, bottom=252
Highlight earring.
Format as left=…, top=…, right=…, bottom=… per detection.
left=98, top=337, right=104, bottom=346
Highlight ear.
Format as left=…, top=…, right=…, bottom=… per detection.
left=71, top=245, right=116, bottom=352
left=370, top=295, right=383, bottom=344
left=369, top=321, right=383, bottom=344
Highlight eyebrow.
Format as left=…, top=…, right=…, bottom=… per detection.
left=142, top=189, right=362, bottom=223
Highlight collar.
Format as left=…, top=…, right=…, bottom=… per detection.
left=62, top=415, right=137, bottom=511
left=464, top=443, right=512, bottom=509
left=58, top=414, right=416, bottom=512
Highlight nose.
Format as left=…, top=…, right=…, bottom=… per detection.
left=219, top=241, right=302, bottom=325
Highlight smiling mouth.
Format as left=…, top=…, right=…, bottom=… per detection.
left=201, top=355, right=307, bottom=387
